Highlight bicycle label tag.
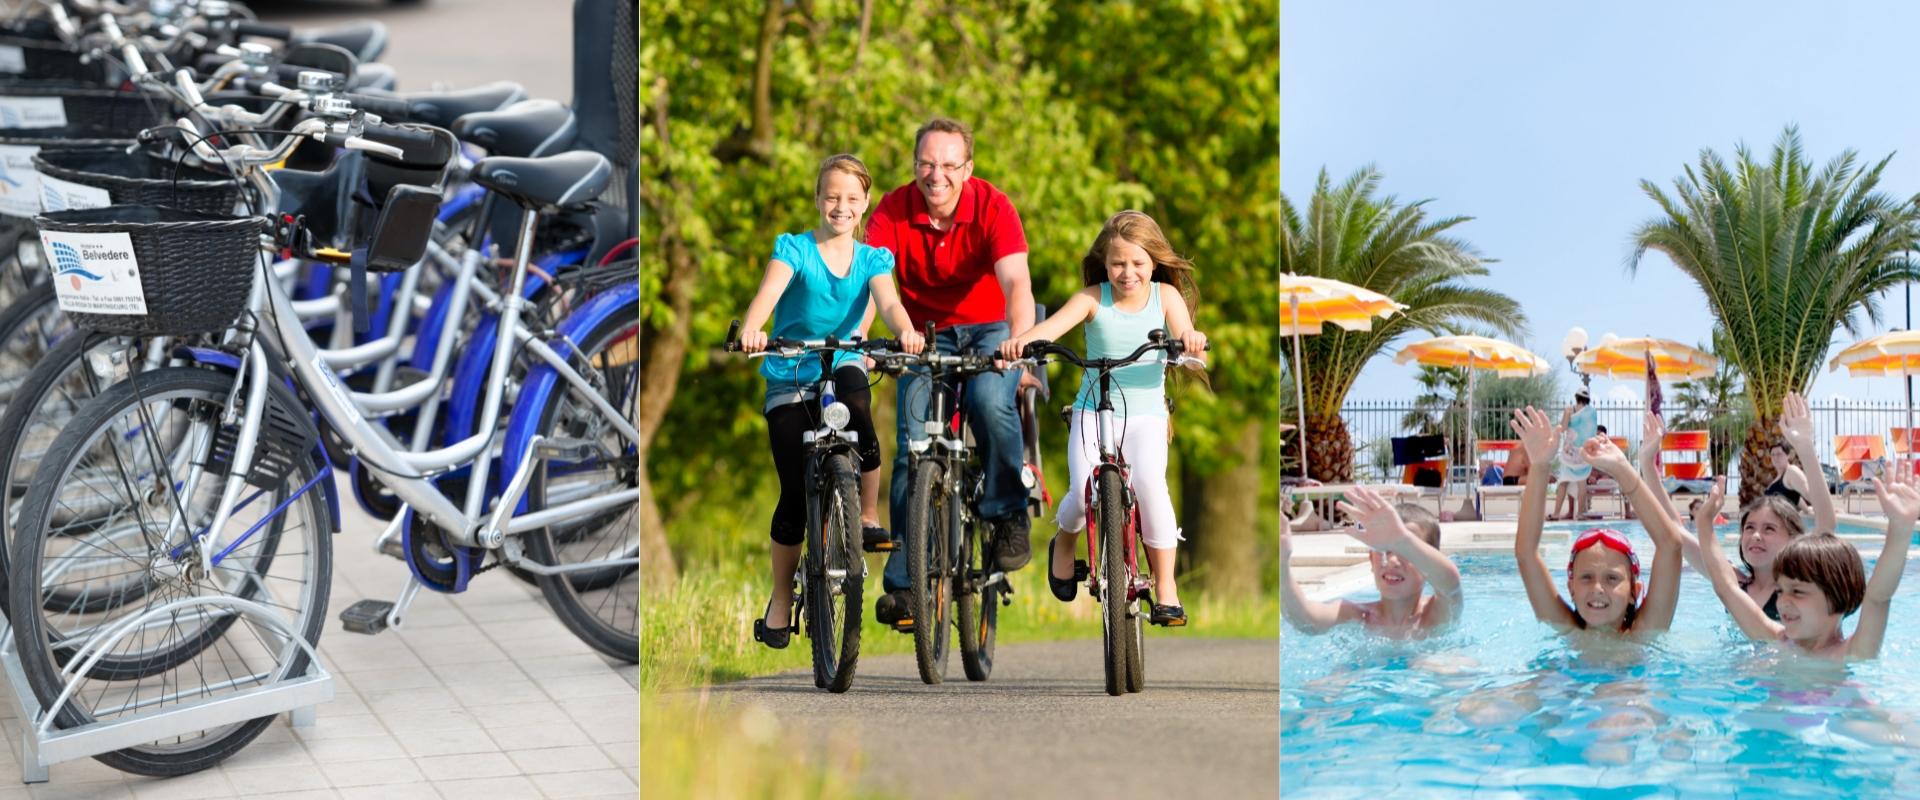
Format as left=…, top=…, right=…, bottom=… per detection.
left=0, top=95, right=64, bottom=128
left=39, top=174, right=108, bottom=212
left=0, top=143, right=38, bottom=218
left=39, top=229, right=146, bottom=315
left=0, top=46, right=24, bottom=74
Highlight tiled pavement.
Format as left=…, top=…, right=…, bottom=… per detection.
left=0, top=479, right=638, bottom=799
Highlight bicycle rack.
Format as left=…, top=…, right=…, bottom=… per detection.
left=0, top=595, right=333, bottom=783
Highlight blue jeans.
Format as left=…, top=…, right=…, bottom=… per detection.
left=884, top=322, right=1022, bottom=592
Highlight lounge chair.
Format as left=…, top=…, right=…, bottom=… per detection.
left=1833, top=434, right=1888, bottom=513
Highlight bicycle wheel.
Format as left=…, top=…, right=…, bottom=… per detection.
left=1096, top=467, right=1129, bottom=697
left=522, top=302, right=640, bottom=663
left=904, top=458, right=951, bottom=684
left=956, top=487, right=997, bottom=682
left=1124, top=506, right=1145, bottom=694
left=806, top=451, right=862, bottom=693
left=8, top=366, right=331, bottom=776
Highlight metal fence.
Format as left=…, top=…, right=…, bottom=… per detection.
left=1334, top=399, right=1919, bottom=484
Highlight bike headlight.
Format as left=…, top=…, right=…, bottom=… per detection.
left=823, top=401, right=851, bottom=431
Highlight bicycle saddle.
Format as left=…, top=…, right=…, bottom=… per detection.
left=291, top=20, right=389, bottom=64
left=379, top=82, right=526, bottom=128
left=471, top=150, right=611, bottom=211
left=451, top=99, right=576, bottom=158
left=348, top=62, right=397, bottom=92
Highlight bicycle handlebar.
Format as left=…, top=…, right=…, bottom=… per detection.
left=1020, top=330, right=1207, bottom=371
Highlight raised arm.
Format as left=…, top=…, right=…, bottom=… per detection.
left=999, top=289, right=1097, bottom=360
left=1779, top=392, right=1836, bottom=534
left=1280, top=508, right=1360, bottom=634
left=865, top=275, right=925, bottom=353
left=737, top=259, right=798, bottom=352
left=1694, top=476, right=1784, bottom=642
left=1511, top=407, right=1577, bottom=629
left=1336, top=485, right=1462, bottom=629
left=1851, top=469, right=1919, bottom=659
left=1593, top=426, right=1679, bottom=634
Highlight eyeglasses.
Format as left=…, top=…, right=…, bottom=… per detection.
left=914, top=159, right=969, bottom=175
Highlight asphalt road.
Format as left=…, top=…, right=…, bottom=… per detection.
left=709, top=638, right=1280, bottom=799
left=249, top=0, right=575, bottom=102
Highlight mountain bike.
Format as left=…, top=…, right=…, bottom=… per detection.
left=1019, top=329, right=1203, bottom=695
left=725, top=324, right=905, bottom=693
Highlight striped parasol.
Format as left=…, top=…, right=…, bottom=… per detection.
left=1573, top=337, right=1718, bottom=381
left=1829, top=330, right=1920, bottom=437
left=1281, top=274, right=1406, bottom=478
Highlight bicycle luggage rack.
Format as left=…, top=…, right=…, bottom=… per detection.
left=0, top=596, right=332, bottom=783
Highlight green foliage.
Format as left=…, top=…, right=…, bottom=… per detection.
left=1473, top=369, right=1562, bottom=440
left=1671, top=329, right=1751, bottom=475
left=643, top=0, right=1277, bottom=564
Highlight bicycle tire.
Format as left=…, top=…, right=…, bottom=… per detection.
left=807, top=451, right=862, bottom=693
left=522, top=302, right=640, bottom=663
left=1125, top=501, right=1145, bottom=694
left=956, top=484, right=996, bottom=682
left=1097, top=467, right=1128, bottom=697
left=8, top=366, right=331, bottom=777
left=904, top=457, right=951, bottom=684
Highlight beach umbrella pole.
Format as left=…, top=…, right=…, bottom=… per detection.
left=1290, top=295, right=1310, bottom=480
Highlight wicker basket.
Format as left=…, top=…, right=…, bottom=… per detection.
left=0, top=128, right=133, bottom=219
left=34, top=206, right=266, bottom=336
left=0, top=81, right=169, bottom=137
left=0, top=35, right=103, bottom=83
left=32, top=147, right=239, bottom=214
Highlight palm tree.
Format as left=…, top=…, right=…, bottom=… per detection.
left=1671, top=329, right=1750, bottom=476
left=1281, top=166, right=1526, bottom=481
left=1632, top=127, right=1920, bottom=503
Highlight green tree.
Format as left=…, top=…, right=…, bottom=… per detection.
left=1671, top=329, right=1749, bottom=476
left=1472, top=369, right=1562, bottom=442
left=1280, top=167, right=1526, bottom=482
left=1631, top=127, right=1920, bottom=503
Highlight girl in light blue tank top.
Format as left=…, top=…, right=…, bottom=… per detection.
left=999, top=211, right=1208, bottom=626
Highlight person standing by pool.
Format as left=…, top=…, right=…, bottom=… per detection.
left=1281, top=486, right=1463, bottom=638
left=1552, top=390, right=1599, bottom=520
left=866, top=118, right=1037, bottom=626
left=1510, top=407, right=1683, bottom=640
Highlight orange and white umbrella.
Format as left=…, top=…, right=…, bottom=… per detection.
left=1281, top=274, right=1406, bottom=479
left=1394, top=337, right=1549, bottom=505
left=1574, top=337, right=1718, bottom=381
left=1830, top=330, right=1920, bottom=436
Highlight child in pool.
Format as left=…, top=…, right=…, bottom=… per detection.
left=1674, top=393, right=1836, bottom=621
left=999, top=210, right=1206, bottom=625
left=1281, top=485, right=1463, bottom=638
left=1693, top=464, right=1918, bottom=660
left=1510, top=407, right=1683, bottom=639
left=737, top=154, right=926, bottom=649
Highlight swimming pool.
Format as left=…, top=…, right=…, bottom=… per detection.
left=1282, top=521, right=1920, bottom=798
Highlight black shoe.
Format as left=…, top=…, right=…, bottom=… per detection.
left=1149, top=603, right=1187, bottom=628
left=862, top=524, right=895, bottom=552
left=874, top=588, right=914, bottom=627
left=753, top=603, right=793, bottom=649
left=1046, top=533, right=1080, bottom=602
left=992, top=513, right=1032, bottom=572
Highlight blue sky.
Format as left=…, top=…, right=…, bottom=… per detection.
left=1282, top=1, right=1920, bottom=405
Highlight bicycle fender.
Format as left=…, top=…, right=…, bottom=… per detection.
left=499, top=281, right=637, bottom=515
left=172, top=347, right=344, bottom=534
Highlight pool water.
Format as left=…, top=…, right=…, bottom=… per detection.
left=1282, top=522, right=1920, bottom=798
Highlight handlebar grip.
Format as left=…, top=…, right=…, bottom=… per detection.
left=1021, top=339, right=1052, bottom=359
left=234, top=21, right=294, bottom=41
left=724, top=320, right=741, bottom=350
left=340, top=92, right=414, bottom=121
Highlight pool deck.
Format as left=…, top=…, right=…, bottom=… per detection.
left=1291, top=491, right=1899, bottom=602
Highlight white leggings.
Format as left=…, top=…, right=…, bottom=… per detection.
left=1056, top=410, right=1181, bottom=550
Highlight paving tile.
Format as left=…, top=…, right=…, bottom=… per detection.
left=27, top=782, right=131, bottom=800
left=485, top=723, right=590, bottom=751
left=341, top=667, right=443, bottom=693
left=217, top=740, right=314, bottom=771
left=395, top=727, right=499, bottom=759
left=515, top=655, right=619, bottom=680
left=302, top=734, right=404, bottom=764
left=413, top=752, right=518, bottom=782
left=362, top=687, right=461, bottom=716
left=506, top=745, right=613, bottom=775
left=429, top=776, right=541, bottom=800
left=318, top=758, right=424, bottom=788
left=599, top=742, right=638, bottom=769
left=247, top=791, right=338, bottom=800
left=528, top=768, right=633, bottom=798
left=224, top=763, right=331, bottom=795
left=126, top=769, right=235, bottom=800
left=295, top=714, right=389, bottom=742
left=334, top=782, right=437, bottom=800
left=376, top=708, right=482, bottom=736
left=468, top=702, right=573, bottom=731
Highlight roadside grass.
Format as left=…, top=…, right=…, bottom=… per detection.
left=640, top=686, right=896, bottom=800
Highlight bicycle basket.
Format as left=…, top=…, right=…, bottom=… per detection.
left=0, top=81, right=170, bottom=137
left=0, top=127, right=135, bottom=218
left=34, top=206, right=266, bottom=336
left=33, top=147, right=239, bottom=214
left=0, top=34, right=103, bottom=83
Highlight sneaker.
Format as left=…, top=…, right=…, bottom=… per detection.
left=992, top=513, right=1032, bottom=572
left=874, top=588, right=914, bottom=626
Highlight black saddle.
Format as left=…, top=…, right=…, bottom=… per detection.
left=292, top=21, right=389, bottom=64
left=471, top=151, right=611, bottom=211
left=381, top=82, right=525, bottom=128
left=451, top=99, right=575, bottom=158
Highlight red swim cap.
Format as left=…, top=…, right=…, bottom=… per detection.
left=1569, top=528, right=1639, bottom=579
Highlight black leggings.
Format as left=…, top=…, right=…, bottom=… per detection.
left=765, top=365, right=880, bottom=546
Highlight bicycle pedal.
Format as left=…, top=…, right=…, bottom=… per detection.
left=863, top=540, right=896, bottom=553
left=1073, top=560, right=1090, bottom=581
left=339, top=599, right=396, bottom=635
left=890, top=618, right=915, bottom=633
left=535, top=437, right=600, bottom=462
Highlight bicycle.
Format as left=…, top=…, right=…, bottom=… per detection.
left=1019, top=329, right=1203, bottom=695
left=725, top=323, right=906, bottom=693
left=884, top=336, right=1026, bottom=684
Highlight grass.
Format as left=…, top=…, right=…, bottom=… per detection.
left=640, top=687, right=898, bottom=800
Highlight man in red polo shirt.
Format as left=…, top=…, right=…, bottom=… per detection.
left=868, top=118, right=1036, bottom=626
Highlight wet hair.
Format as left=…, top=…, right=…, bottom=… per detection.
left=1773, top=534, right=1866, bottom=617
left=1080, top=210, right=1201, bottom=318
left=1735, top=495, right=1805, bottom=587
left=1395, top=503, right=1441, bottom=548
left=1596, top=425, right=1608, bottom=436
left=914, top=118, right=974, bottom=161
left=1688, top=499, right=1703, bottom=515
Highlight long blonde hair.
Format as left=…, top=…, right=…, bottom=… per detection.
left=814, top=154, right=873, bottom=239
left=1080, top=210, right=1200, bottom=319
